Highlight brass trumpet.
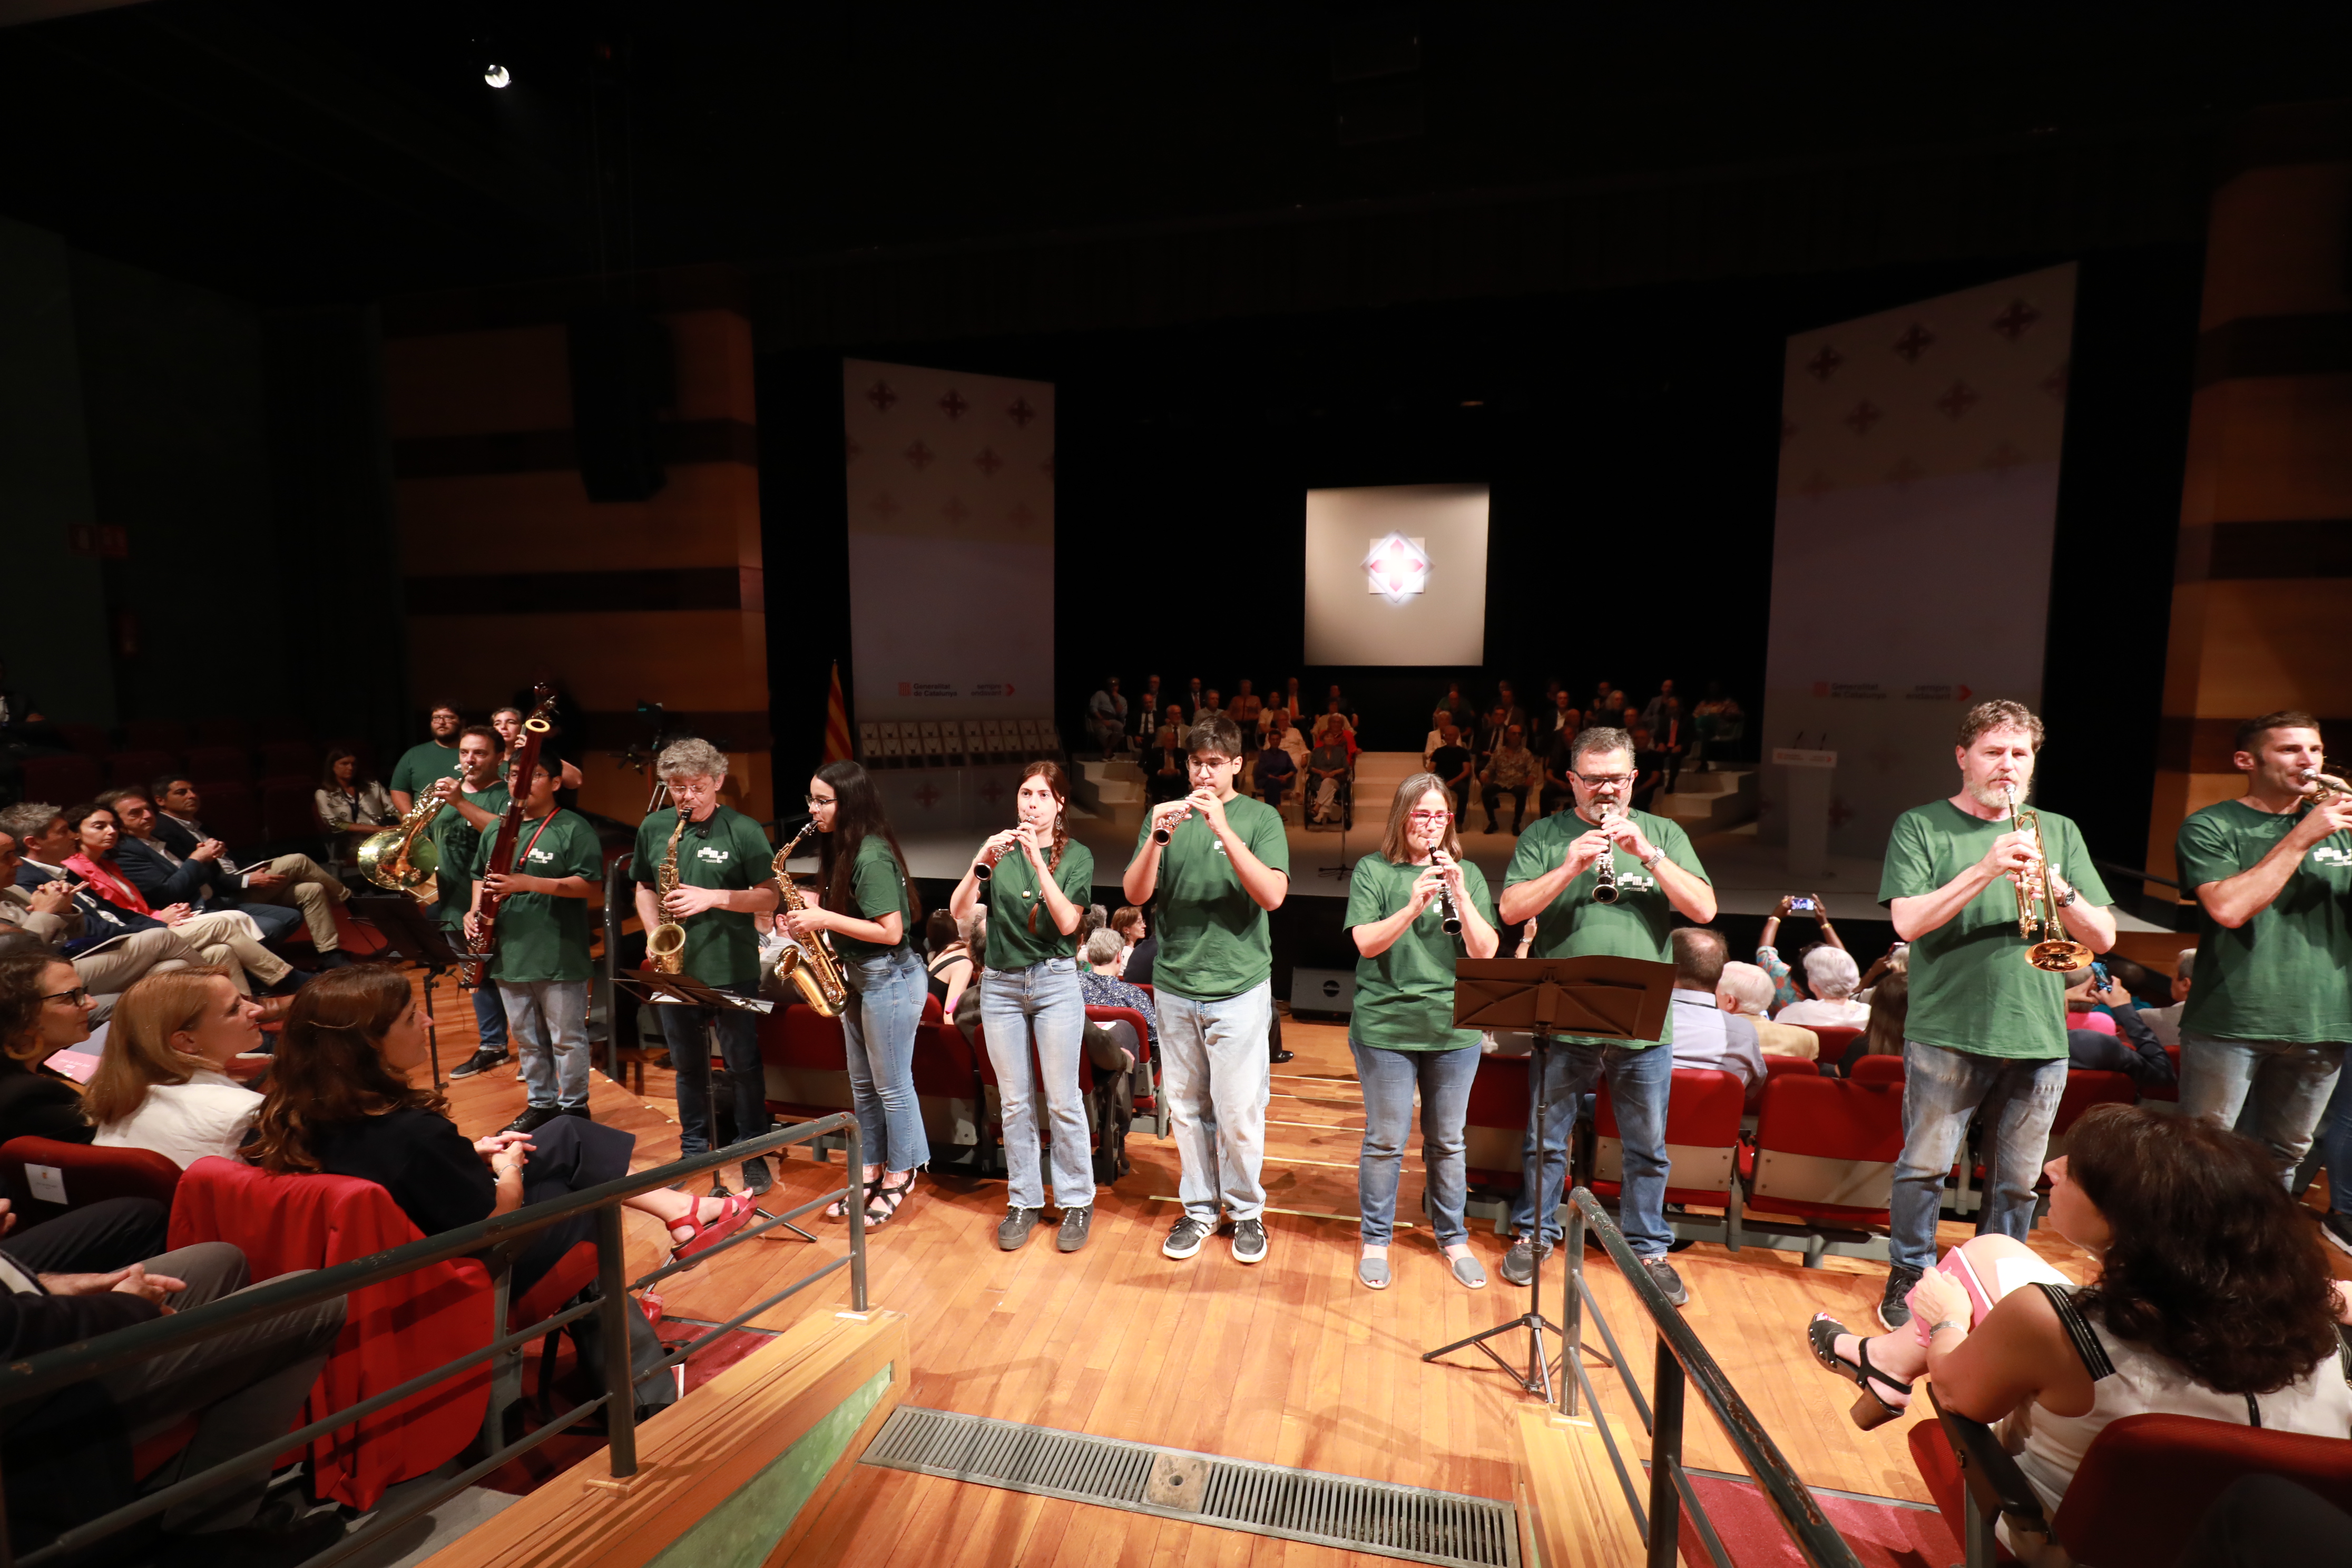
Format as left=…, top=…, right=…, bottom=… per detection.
left=2005, top=784, right=2090, bottom=972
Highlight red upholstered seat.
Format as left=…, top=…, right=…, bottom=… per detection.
left=758, top=1001, right=855, bottom=1121
left=194, top=718, right=254, bottom=748
left=2047, top=1071, right=2138, bottom=1158
left=1745, top=1076, right=1905, bottom=1226
left=1809, top=1024, right=1865, bottom=1071
left=261, top=779, right=322, bottom=842
left=1464, top=1054, right=1531, bottom=1192
left=57, top=723, right=109, bottom=760
left=123, top=720, right=188, bottom=753
left=1591, top=1069, right=1746, bottom=1208
left=183, top=745, right=252, bottom=787
left=107, top=749, right=178, bottom=790
left=168, top=1157, right=493, bottom=1511
left=20, top=754, right=101, bottom=805
left=1848, top=1053, right=1906, bottom=1084
left=259, top=741, right=318, bottom=780
left=0, top=1136, right=182, bottom=1229
left=1762, top=1054, right=1819, bottom=1083
left=191, top=780, right=259, bottom=848
left=1085, top=1004, right=1157, bottom=1120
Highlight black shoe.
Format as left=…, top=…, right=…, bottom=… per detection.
left=2326, top=1213, right=2352, bottom=1258
left=1162, top=1214, right=1213, bottom=1259
left=502, top=1105, right=560, bottom=1134
left=314, top=949, right=356, bottom=970
left=998, top=1206, right=1044, bottom=1250
left=1878, top=1262, right=1926, bottom=1332
left=1057, top=1206, right=1093, bottom=1252
left=739, top=1158, right=773, bottom=1196
left=1269, top=1048, right=1295, bottom=1064
left=1231, top=1217, right=1269, bottom=1264
left=1500, top=1236, right=1552, bottom=1286
left=448, top=1047, right=509, bottom=1080
left=559, top=1104, right=593, bottom=1120
left=1641, top=1255, right=1690, bottom=1308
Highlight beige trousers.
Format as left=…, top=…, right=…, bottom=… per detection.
left=237, top=854, right=348, bottom=951
left=171, top=909, right=290, bottom=988
left=75, top=927, right=217, bottom=998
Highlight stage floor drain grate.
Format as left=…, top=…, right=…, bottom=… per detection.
left=861, top=1406, right=1518, bottom=1568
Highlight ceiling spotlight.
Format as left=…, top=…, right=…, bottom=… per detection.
left=484, top=62, right=512, bottom=89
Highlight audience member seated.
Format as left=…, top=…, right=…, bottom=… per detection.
left=1481, top=723, right=1537, bottom=836
left=142, top=778, right=354, bottom=962
left=2067, top=971, right=2177, bottom=1089
left=1428, top=722, right=1473, bottom=816
left=0, top=810, right=242, bottom=1019
left=1108, top=906, right=1144, bottom=972
left=87, top=968, right=266, bottom=1169
left=1628, top=726, right=1666, bottom=810
left=1668, top=929, right=1765, bottom=1104
left=1803, top=1107, right=2350, bottom=1555
left=1227, top=679, right=1261, bottom=745
left=1757, top=893, right=1844, bottom=1011
left=1253, top=738, right=1296, bottom=811
left=315, top=747, right=398, bottom=867
left=1277, top=710, right=1310, bottom=773
left=2062, top=965, right=2119, bottom=1036
left=1860, top=965, right=1909, bottom=1064
left=1652, top=697, right=1688, bottom=791
left=1776, top=947, right=1871, bottom=1027
left=1639, top=678, right=1678, bottom=734
left=1119, top=907, right=1158, bottom=985
left=1690, top=683, right=1742, bottom=771
left=248, top=967, right=753, bottom=1416
left=1718, top=961, right=1820, bottom=1060
left=1420, top=707, right=1453, bottom=769
left=1080, top=927, right=1159, bottom=1053
left=0, top=951, right=97, bottom=1146
left=1537, top=721, right=1577, bottom=818
left=0, top=1191, right=348, bottom=1560
left=100, top=788, right=303, bottom=944
left=1307, top=720, right=1351, bottom=826
left=54, top=802, right=299, bottom=997
left=924, top=909, right=977, bottom=1018
left=1537, top=690, right=1578, bottom=748
left=1087, top=677, right=1128, bottom=754
left=1145, top=705, right=1187, bottom=803
left=2142, top=948, right=2194, bottom=1047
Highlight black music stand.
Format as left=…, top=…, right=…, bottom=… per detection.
left=350, top=893, right=467, bottom=1089
left=1421, top=954, right=1677, bottom=1401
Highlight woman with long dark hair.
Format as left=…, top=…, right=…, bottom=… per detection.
left=783, top=761, right=927, bottom=1225
left=1345, top=772, right=1498, bottom=1290
left=949, top=761, right=1097, bottom=1252
left=1806, top=1105, right=2350, bottom=1538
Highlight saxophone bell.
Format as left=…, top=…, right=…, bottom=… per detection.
left=769, top=822, right=847, bottom=1016
left=645, top=808, right=691, bottom=974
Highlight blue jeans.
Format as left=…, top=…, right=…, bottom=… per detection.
left=1351, top=1040, right=1479, bottom=1247
left=2316, top=1066, right=2352, bottom=1219
left=656, top=984, right=765, bottom=1159
left=841, top=947, right=930, bottom=1172
left=1508, top=1038, right=1674, bottom=1258
left=499, top=978, right=590, bottom=1111
left=1159, top=982, right=1273, bottom=1224
left=2179, top=1030, right=2347, bottom=1177
left=1890, top=1038, right=2067, bottom=1270
left=979, top=958, right=1093, bottom=1210
left=471, top=979, right=508, bottom=1050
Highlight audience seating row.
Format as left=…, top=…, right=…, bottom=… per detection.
left=51, top=717, right=317, bottom=756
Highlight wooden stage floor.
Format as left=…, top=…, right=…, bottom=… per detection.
left=420, top=970, right=2104, bottom=1566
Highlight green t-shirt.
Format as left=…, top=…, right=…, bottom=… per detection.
left=1879, top=799, right=2113, bottom=1060
left=629, top=805, right=776, bottom=989
left=2177, top=799, right=2352, bottom=1043
left=830, top=833, right=913, bottom=964
left=1503, top=808, right=1706, bottom=1049
left=390, top=739, right=464, bottom=800
left=1345, top=855, right=1496, bottom=1052
left=470, top=809, right=603, bottom=984
left=430, top=780, right=510, bottom=933
left=982, top=839, right=1096, bottom=969
left=1135, top=794, right=1291, bottom=1002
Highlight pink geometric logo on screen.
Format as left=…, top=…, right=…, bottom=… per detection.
left=1935, top=380, right=1979, bottom=420
left=1990, top=299, right=2041, bottom=341
left=1892, top=323, right=1935, bottom=362
left=941, top=496, right=970, bottom=523
left=904, top=440, right=935, bottom=469
left=978, top=779, right=1005, bottom=806
left=1007, top=398, right=1037, bottom=428
left=1806, top=345, right=1844, bottom=382
left=973, top=447, right=1004, bottom=477
left=866, top=381, right=898, bottom=413
left=914, top=783, right=941, bottom=810
left=939, top=389, right=969, bottom=420
left=1842, top=400, right=1883, bottom=436
left=1361, top=533, right=1432, bottom=604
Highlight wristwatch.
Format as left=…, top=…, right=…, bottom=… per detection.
left=2053, top=879, right=2077, bottom=908
left=1640, top=847, right=1665, bottom=870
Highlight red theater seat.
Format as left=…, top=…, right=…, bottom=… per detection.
left=183, top=744, right=252, bottom=786
left=1464, top=1053, right=1531, bottom=1194
left=123, top=720, right=188, bottom=753
left=20, top=753, right=101, bottom=806
left=1848, top=1053, right=1906, bottom=1085
left=1591, top=1069, right=1746, bottom=1216
left=1809, top=1024, right=1865, bottom=1073
left=108, top=749, right=179, bottom=790
left=1743, top=1076, right=1905, bottom=1239
left=0, top=1136, right=182, bottom=1229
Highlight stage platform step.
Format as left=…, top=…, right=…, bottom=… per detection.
left=1073, top=757, right=1146, bottom=828
left=1656, top=768, right=1756, bottom=832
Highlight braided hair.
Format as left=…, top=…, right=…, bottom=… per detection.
left=1016, top=760, right=1070, bottom=933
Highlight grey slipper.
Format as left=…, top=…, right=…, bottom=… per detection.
left=1449, top=1252, right=1488, bottom=1289
left=1357, top=1255, right=1391, bottom=1289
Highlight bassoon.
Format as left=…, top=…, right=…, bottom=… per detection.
left=458, top=683, right=558, bottom=987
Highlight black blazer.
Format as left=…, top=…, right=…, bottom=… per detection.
left=152, top=815, right=204, bottom=859
left=0, top=1058, right=93, bottom=1149
left=112, top=835, right=226, bottom=909
left=12, top=863, right=169, bottom=956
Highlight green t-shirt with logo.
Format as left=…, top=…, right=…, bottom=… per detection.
left=630, top=805, right=775, bottom=989
left=982, top=839, right=1096, bottom=969
left=1346, top=855, right=1496, bottom=1052
left=470, top=808, right=603, bottom=984
left=1503, top=808, right=1706, bottom=1050
left=831, top=832, right=913, bottom=964
left=1134, top=795, right=1291, bottom=1002
left=2177, top=799, right=2352, bottom=1043
left=1879, top=799, right=2112, bottom=1061
left=430, top=780, right=510, bottom=933
left=390, top=739, right=465, bottom=801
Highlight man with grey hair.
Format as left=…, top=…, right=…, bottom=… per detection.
left=631, top=739, right=781, bottom=1194
left=0, top=812, right=228, bottom=1020
left=1667, top=927, right=1765, bottom=1104
left=1775, top=948, right=1869, bottom=1028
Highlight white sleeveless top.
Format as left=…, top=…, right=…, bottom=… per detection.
left=2011, top=1284, right=2352, bottom=1516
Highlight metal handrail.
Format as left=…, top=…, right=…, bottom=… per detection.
left=1561, top=1187, right=1865, bottom=1568
left=2090, top=859, right=2183, bottom=892
left=0, top=1114, right=869, bottom=1568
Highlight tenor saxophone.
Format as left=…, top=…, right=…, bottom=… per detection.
left=770, top=824, right=848, bottom=1016
left=644, top=811, right=691, bottom=974
left=358, top=786, right=448, bottom=893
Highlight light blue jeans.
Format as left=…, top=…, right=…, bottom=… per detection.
left=498, top=978, right=590, bottom=1111
left=979, top=958, right=1095, bottom=1210
left=1159, top=982, right=1273, bottom=1224
left=1890, top=1038, right=2066, bottom=1270
left=1351, top=1040, right=1479, bottom=1247
left=1508, top=1038, right=1674, bottom=1257
left=841, top=946, right=930, bottom=1172
left=2179, top=1030, right=2347, bottom=1177
left=2314, top=1065, right=2352, bottom=1218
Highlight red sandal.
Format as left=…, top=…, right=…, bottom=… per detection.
left=670, top=1192, right=758, bottom=1261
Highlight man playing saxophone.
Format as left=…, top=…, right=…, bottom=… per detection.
left=630, top=739, right=780, bottom=1196
left=1874, top=701, right=2115, bottom=1334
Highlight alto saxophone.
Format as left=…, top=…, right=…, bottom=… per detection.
left=770, top=824, right=848, bottom=1016
left=359, top=785, right=448, bottom=893
left=645, top=811, right=691, bottom=974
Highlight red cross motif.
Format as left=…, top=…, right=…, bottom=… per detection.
left=941, top=496, right=969, bottom=522
left=2041, top=361, right=2070, bottom=401
left=845, top=435, right=861, bottom=465
left=1990, top=299, right=2040, bottom=341
left=904, top=440, right=934, bottom=470
left=1892, top=322, right=1935, bottom=362
left=1843, top=399, right=1883, bottom=436
left=869, top=492, right=900, bottom=517
left=1779, top=418, right=1798, bottom=447
left=973, top=447, right=1003, bottom=477
left=866, top=381, right=898, bottom=413
left=1007, top=398, right=1036, bottom=428
left=914, top=783, right=941, bottom=810
left=1886, top=455, right=1924, bottom=487
left=939, top=389, right=969, bottom=420
left=1935, top=380, right=1979, bottom=420
left=978, top=779, right=1004, bottom=805
left=1806, top=345, right=1844, bottom=382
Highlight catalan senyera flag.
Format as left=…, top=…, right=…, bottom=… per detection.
left=822, top=661, right=855, bottom=764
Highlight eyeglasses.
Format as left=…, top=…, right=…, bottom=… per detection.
left=802, top=794, right=836, bottom=807
left=42, top=987, right=90, bottom=1007
left=1406, top=810, right=1452, bottom=823
left=1574, top=772, right=1633, bottom=788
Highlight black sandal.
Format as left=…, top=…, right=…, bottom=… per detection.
left=863, top=1170, right=917, bottom=1228
left=1807, top=1312, right=1912, bottom=1430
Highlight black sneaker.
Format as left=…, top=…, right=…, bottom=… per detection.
left=998, top=1206, right=1044, bottom=1250
left=1269, top=1048, right=1296, bottom=1064
left=2324, top=1212, right=2352, bottom=1257
left=502, top=1105, right=560, bottom=1134
left=1162, top=1214, right=1213, bottom=1259
left=1232, top=1218, right=1269, bottom=1264
left=448, top=1048, right=509, bottom=1080
left=739, top=1157, right=772, bottom=1196
left=1057, top=1206, right=1093, bottom=1252
left=1878, top=1262, right=1926, bottom=1332
left=558, top=1105, right=593, bottom=1121
left=1500, top=1237, right=1552, bottom=1286
left=315, top=949, right=356, bottom=970
left=1641, top=1256, right=1690, bottom=1308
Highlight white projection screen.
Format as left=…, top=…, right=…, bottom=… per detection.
left=1760, top=263, right=2077, bottom=854
left=1302, top=484, right=1488, bottom=667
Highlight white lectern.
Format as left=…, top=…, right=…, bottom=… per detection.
left=1773, top=747, right=1837, bottom=879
